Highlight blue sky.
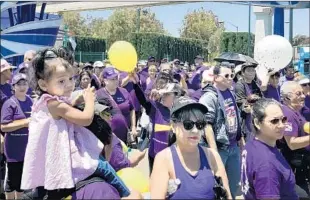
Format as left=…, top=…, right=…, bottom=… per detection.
left=81, top=2, right=309, bottom=39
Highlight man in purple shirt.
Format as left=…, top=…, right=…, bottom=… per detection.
left=280, top=81, right=310, bottom=195
left=279, top=64, right=295, bottom=86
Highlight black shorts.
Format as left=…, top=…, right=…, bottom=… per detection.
left=4, top=162, right=24, bottom=193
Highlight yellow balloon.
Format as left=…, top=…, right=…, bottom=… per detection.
left=303, top=122, right=310, bottom=134
left=117, top=168, right=149, bottom=193
left=108, top=41, right=137, bottom=72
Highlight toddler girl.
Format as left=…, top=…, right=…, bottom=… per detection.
left=21, top=48, right=130, bottom=197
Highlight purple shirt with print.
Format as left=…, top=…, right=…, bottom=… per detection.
left=1, top=95, right=33, bottom=162
left=241, top=139, right=298, bottom=200
left=119, top=72, right=141, bottom=112
left=263, top=85, right=281, bottom=102
left=111, top=87, right=134, bottom=128
left=220, top=89, right=239, bottom=145
left=96, top=88, right=129, bottom=143
left=282, top=105, right=310, bottom=151
left=108, top=135, right=131, bottom=172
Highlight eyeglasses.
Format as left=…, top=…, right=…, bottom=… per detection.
left=182, top=120, right=207, bottom=131
left=220, top=73, right=235, bottom=79
left=269, top=116, right=288, bottom=125
left=269, top=117, right=287, bottom=125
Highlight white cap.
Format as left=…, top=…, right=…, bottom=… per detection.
left=299, top=78, right=310, bottom=85
left=93, top=61, right=104, bottom=68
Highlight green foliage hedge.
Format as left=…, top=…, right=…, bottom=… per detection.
left=126, top=32, right=208, bottom=63
left=74, top=32, right=255, bottom=63
left=75, top=37, right=106, bottom=52
left=220, top=32, right=255, bottom=57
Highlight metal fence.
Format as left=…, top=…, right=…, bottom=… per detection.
left=74, top=51, right=105, bottom=63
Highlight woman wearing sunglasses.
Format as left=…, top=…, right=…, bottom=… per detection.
left=150, top=96, right=231, bottom=199
left=279, top=81, right=310, bottom=196
left=241, top=98, right=299, bottom=200
left=260, top=71, right=281, bottom=102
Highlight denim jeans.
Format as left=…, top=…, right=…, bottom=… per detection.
left=94, top=156, right=130, bottom=197
left=218, top=144, right=240, bottom=199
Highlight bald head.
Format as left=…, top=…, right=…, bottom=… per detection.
left=24, top=50, right=36, bottom=62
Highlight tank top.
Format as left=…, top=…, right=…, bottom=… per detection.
left=169, top=145, right=215, bottom=199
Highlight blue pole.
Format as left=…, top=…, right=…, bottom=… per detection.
left=273, top=7, right=284, bottom=36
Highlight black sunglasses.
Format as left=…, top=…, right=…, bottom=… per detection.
left=182, top=120, right=207, bottom=131
left=221, top=73, right=235, bottom=79
left=269, top=116, right=288, bottom=125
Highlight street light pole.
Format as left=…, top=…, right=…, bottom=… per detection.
left=247, top=2, right=251, bottom=56
left=219, top=21, right=238, bottom=32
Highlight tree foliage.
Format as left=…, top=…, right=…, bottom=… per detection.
left=180, top=8, right=223, bottom=42
left=61, top=8, right=166, bottom=48
left=292, top=35, right=310, bottom=46
left=103, top=8, right=166, bottom=47
left=59, top=11, right=90, bottom=36
left=219, top=32, right=255, bottom=57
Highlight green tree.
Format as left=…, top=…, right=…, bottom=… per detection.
left=207, top=27, right=224, bottom=60
left=103, top=8, right=166, bottom=47
left=180, top=8, right=223, bottom=42
left=60, top=11, right=90, bottom=37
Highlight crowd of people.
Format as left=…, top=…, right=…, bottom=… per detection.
left=0, top=46, right=309, bottom=200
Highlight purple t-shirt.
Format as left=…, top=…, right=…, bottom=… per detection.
left=189, top=88, right=203, bottom=102
left=108, top=135, right=131, bottom=172
left=305, top=95, right=310, bottom=108
left=241, top=139, right=298, bottom=200
left=282, top=105, right=310, bottom=151
left=96, top=88, right=129, bottom=143
left=0, top=83, right=12, bottom=102
left=263, top=84, right=280, bottom=102
left=119, top=72, right=141, bottom=112
left=111, top=87, right=134, bottom=128
left=220, top=89, right=239, bottom=144
left=1, top=95, right=33, bottom=162
left=71, top=181, right=120, bottom=199
left=148, top=101, right=171, bottom=158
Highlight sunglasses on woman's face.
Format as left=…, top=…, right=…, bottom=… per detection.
left=269, top=116, right=288, bottom=125
left=182, top=120, right=207, bottom=131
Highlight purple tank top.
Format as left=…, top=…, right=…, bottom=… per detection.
left=169, top=145, right=215, bottom=199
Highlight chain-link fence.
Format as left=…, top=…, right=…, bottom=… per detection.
left=74, top=51, right=105, bottom=63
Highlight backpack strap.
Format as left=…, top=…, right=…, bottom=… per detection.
left=75, top=176, right=105, bottom=191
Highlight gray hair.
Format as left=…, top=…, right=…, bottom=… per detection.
left=280, top=81, right=301, bottom=101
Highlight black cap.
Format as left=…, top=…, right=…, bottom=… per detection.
left=83, top=62, right=93, bottom=69
left=170, top=96, right=208, bottom=117
left=148, top=56, right=155, bottom=61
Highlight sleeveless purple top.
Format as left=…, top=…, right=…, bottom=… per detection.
left=169, top=145, right=215, bottom=199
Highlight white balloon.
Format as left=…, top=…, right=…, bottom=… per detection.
left=254, top=35, right=293, bottom=81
